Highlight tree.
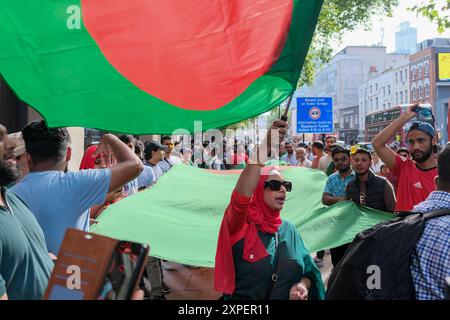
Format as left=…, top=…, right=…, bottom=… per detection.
left=409, top=0, right=450, bottom=33
left=224, top=0, right=400, bottom=131
left=299, top=0, right=399, bottom=86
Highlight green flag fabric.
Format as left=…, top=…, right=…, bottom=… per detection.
left=0, top=0, right=323, bottom=134
left=92, top=165, right=394, bottom=267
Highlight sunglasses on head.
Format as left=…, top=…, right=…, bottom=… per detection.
left=264, top=180, right=292, bottom=192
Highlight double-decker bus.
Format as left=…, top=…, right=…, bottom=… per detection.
left=365, top=104, right=435, bottom=146
left=365, top=106, right=403, bottom=145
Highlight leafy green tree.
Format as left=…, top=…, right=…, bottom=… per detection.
left=409, top=0, right=450, bottom=33
left=225, top=0, right=400, bottom=130
left=299, top=0, right=399, bottom=86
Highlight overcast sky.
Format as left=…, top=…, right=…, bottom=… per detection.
left=337, top=0, right=449, bottom=54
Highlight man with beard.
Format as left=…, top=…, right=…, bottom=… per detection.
left=322, top=147, right=355, bottom=267
left=373, top=104, right=438, bottom=212
left=0, top=134, right=53, bottom=300
left=280, top=141, right=298, bottom=166
left=346, top=148, right=396, bottom=212
left=322, top=147, right=355, bottom=206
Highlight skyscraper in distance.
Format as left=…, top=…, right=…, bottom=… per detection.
left=395, top=22, right=417, bottom=54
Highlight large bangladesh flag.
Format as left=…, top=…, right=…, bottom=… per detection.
left=0, top=0, right=323, bottom=134
left=92, top=166, right=393, bottom=267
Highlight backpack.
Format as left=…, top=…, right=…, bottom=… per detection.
left=326, top=209, right=450, bottom=300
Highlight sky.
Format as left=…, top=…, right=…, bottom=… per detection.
left=337, top=0, right=450, bottom=54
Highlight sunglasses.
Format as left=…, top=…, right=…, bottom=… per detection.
left=264, top=180, right=292, bottom=192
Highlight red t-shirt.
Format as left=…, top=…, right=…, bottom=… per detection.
left=393, top=155, right=437, bottom=212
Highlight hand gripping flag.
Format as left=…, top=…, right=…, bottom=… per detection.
left=0, top=0, right=323, bottom=134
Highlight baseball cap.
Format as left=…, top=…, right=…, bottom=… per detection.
left=407, top=121, right=435, bottom=137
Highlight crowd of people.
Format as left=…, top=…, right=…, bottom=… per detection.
left=0, top=102, right=449, bottom=300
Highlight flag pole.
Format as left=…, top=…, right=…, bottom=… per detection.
left=281, top=92, right=294, bottom=121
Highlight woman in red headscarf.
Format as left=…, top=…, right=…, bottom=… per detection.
left=79, top=145, right=104, bottom=170
left=215, top=121, right=325, bottom=300
left=80, top=145, right=125, bottom=219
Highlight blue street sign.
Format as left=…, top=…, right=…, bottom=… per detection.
left=296, top=97, right=333, bottom=133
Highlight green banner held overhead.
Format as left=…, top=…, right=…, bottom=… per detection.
left=0, top=0, right=323, bottom=134
left=92, top=166, right=393, bottom=267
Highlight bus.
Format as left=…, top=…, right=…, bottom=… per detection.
left=365, top=105, right=435, bottom=146
left=365, top=106, right=405, bottom=145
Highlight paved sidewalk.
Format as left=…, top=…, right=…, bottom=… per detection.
left=162, top=252, right=333, bottom=300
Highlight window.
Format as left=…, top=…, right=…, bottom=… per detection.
left=396, top=92, right=398, bottom=104
left=418, top=85, right=422, bottom=99
left=376, top=97, right=378, bottom=108
left=388, top=85, right=391, bottom=95
left=399, top=70, right=402, bottom=82
left=383, top=87, right=386, bottom=96
left=411, top=66, right=416, bottom=80
left=425, top=80, right=430, bottom=97
left=400, top=91, right=403, bottom=103
left=395, top=72, right=398, bottom=83
left=376, top=83, right=378, bottom=91
left=418, top=63, right=422, bottom=78
left=405, top=90, right=408, bottom=103
left=370, top=85, right=373, bottom=93
left=424, top=61, right=429, bottom=76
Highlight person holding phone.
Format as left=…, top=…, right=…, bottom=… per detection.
left=373, top=103, right=438, bottom=212
left=214, top=120, right=325, bottom=300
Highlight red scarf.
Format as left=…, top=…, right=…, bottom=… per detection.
left=215, top=167, right=282, bottom=295
left=79, top=145, right=99, bottom=170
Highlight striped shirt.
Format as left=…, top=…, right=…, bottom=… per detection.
left=410, top=191, right=450, bottom=300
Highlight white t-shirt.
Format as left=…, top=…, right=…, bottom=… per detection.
left=169, top=155, right=182, bottom=165
left=371, top=161, right=384, bottom=174
left=318, top=154, right=332, bottom=172
left=297, top=158, right=312, bottom=168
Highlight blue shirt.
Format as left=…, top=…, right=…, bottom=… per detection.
left=146, top=162, right=164, bottom=181
left=323, top=171, right=355, bottom=197
left=0, top=189, right=53, bottom=300
left=124, top=178, right=138, bottom=196
left=411, top=191, right=450, bottom=300
left=11, top=169, right=111, bottom=254
left=280, top=153, right=298, bottom=166
left=137, top=165, right=155, bottom=189
left=158, top=159, right=171, bottom=173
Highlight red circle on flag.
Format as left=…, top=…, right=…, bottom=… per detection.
left=82, top=0, right=293, bottom=111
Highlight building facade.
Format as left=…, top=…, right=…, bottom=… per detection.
left=304, top=46, right=408, bottom=144
left=359, top=57, right=410, bottom=142
left=410, top=38, right=450, bottom=142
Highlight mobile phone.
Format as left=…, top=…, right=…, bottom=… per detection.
left=412, top=104, right=435, bottom=126
left=97, top=241, right=149, bottom=300
left=44, top=229, right=149, bottom=300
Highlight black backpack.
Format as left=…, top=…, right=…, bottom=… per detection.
left=326, top=209, right=450, bottom=300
